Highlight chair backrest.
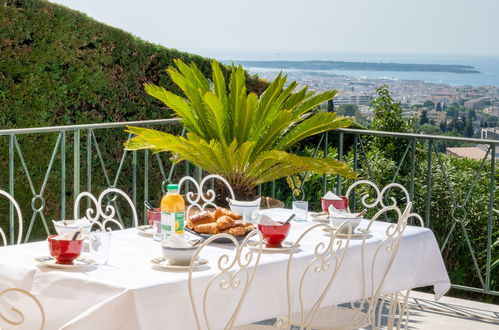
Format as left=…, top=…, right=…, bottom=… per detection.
left=179, top=174, right=235, bottom=215
left=0, top=288, right=45, bottom=329
left=73, top=187, right=138, bottom=231
left=345, top=180, right=423, bottom=226
left=0, top=190, right=23, bottom=246
left=188, top=230, right=263, bottom=330
left=284, top=222, right=353, bottom=328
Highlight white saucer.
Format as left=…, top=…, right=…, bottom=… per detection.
left=137, top=225, right=154, bottom=237
left=308, top=212, right=329, bottom=222
left=248, top=240, right=300, bottom=253
left=150, top=257, right=208, bottom=271
left=35, top=256, right=96, bottom=269
left=323, top=228, right=369, bottom=239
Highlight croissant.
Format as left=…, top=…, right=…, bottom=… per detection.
left=189, top=211, right=216, bottom=226
left=193, top=222, right=219, bottom=235
left=222, top=226, right=246, bottom=236
left=216, top=216, right=235, bottom=230
left=214, top=207, right=242, bottom=220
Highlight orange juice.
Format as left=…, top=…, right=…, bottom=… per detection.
left=160, top=184, right=185, bottom=241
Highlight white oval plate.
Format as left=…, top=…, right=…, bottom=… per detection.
left=35, top=256, right=96, bottom=269
left=137, top=225, right=154, bottom=237
left=150, top=257, right=208, bottom=271
left=308, top=212, right=329, bottom=222
left=323, top=228, right=370, bottom=239
left=248, top=240, right=300, bottom=253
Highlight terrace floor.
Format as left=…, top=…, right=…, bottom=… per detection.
left=403, top=291, right=498, bottom=329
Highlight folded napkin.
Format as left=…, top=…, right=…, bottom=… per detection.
left=258, top=214, right=282, bottom=226
left=323, top=191, right=342, bottom=200
left=54, top=228, right=85, bottom=240
left=53, top=218, right=91, bottom=227
left=328, top=205, right=360, bottom=218
left=163, top=234, right=191, bottom=248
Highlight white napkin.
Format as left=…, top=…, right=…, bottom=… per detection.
left=162, top=234, right=191, bottom=248
left=53, top=218, right=91, bottom=227
left=328, top=205, right=359, bottom=218
left=55, top=228, right=85, bottom=240
left=323, top=191, right=342, bottom=200
left=258, top=214, right=281, bottom=226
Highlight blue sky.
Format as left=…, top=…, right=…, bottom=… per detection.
left=50, top=0, right=499, bottom=57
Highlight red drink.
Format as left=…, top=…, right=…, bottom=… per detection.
left=321, top=196, right=349, bottom=213
left=48, top=235, right=83, bottom=265
left=258, top=222, right=291, bottom=247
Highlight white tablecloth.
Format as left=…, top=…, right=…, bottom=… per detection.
left=0, top=209, right=450, bottom=330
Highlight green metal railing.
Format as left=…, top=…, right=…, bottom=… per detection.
left=287, top=128, right=498, bottom=297
left=0, top=119, right=181, bottom=244
left=0, top=119, right=497, bottom=297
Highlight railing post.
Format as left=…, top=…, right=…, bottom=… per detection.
left=132, top=150, right=137, bottom=207
left=485, top=144, right=495, bottom=292
left=424, top=140, right=433, bottom=228
left=323, top=131, right=328, bottom=193
left=86, top=129, right=92, bottom=210
left=73, top=129, right=80, bottom=217
left=61, top=131, right=66, bottom=220
left=352, top=134, right=358, bottom=211
left=336, top=132, right=344, bottom=195
left=410, top=138, right=416, bottom=201
left=144, top=149, right=149, bottom=224
left=9, top=134, right=14, bottom=244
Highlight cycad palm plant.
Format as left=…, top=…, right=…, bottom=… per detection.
left=125, top=59, right=356, bottom=199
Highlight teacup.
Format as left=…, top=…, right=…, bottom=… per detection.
left=258, top=222, right=291, bottom=247
left=321, top=196, right=349, bottom=213
left=48, top=235, right=84, bottom=265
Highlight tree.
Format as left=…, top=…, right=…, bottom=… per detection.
left=436, top=102, right=442, bottom=111
left=338, top=104, right=358, bottom=117
left=125, top=59, right=356, bottom=199
left=464, top=112, right=474, bottom=137
left=423, top=100, right=435, bottom=108
left=420, top=110, right=429, bottom=125
left=420, top=124, right=441, bottom=135
left=443, top=102, right=447, bottom=111
left=369, top=85, right=411, bottom=160
left=327, top=99, right=335, bottom=112
left=439, top=120, right=448, bottom=132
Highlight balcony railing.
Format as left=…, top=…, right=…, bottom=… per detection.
left=0, top=119, right=497, bottom=298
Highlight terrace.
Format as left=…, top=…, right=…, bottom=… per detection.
left=0, top=118, right=497, bottom=329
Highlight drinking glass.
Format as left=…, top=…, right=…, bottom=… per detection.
left=89, top=230, right=112, bottom=265
left=292, top=201, right=308, bottom=221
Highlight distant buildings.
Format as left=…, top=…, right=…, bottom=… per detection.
left=417, top=110, right=447, bottom=125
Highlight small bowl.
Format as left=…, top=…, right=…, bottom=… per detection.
left=321, top=197, right=349, bottom=213
left=53, top=220, right=92, bottom=236
left=329, top=217, right=362, bottom=234
left=161, top=244, right=198, bottom=266
left=258, top=222, right=291, bottom=247
left=47, top=235, right=84, bottom=265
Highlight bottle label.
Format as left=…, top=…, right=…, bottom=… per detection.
left=161, top=211, right=185, bottom=240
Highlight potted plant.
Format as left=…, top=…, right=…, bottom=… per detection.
left=124, top=59, right=356, bottom=201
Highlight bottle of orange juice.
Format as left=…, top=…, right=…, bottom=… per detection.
left=161, top=184, right=185, bottom=241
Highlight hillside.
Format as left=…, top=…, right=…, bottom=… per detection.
left=0, top=0, right=267, bottom=129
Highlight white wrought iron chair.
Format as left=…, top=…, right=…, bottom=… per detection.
left=0, top=288, right=45, bottom=329
left=178, top=174, right=236, bottom=214
left=188, top=229, right=264, bottom=330
left=0, top=190, right=23, bottom=246
left=306, top=203, right=412, bottom=330
left=73, top=187, right=138, bottom=231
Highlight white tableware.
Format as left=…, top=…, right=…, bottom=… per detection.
left=308, top=212, right=329, bottom=222
left=89, top=231, right=112, bottom=265
left=52, top=219, right=92, bottom=236
left=161, top=238, right=198, bottom=265
left=292, top=201, right=308, bottom=221
left=137, top=225, right=154, bottom=237
left=35, top=256, right=95, bottom=269
left=248, top=240, right=299, bottom=253
left=323, top=227, right=370, bottom=239
left=228, top=198, right=261, bottom=222
left=150, top=257, right=208, bottom=270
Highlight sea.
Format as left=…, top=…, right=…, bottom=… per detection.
left=200, top=51, right=499, bottom=87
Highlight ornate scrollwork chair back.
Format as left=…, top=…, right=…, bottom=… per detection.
left=73, top=188, right=138, bottom=231
left=283, top=222, right=353, bottom=329
left=178, top=174, right=235, bottom=216
left=0, top=288, right=45, bottom=330
left=188, top=230, right=263, bottom=330
left=0, top=190, right=23, bottom=246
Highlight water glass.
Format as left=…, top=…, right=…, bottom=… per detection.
left=89, top=231, right=112, bottom=265
left=292, top=201, right=308, bottom=221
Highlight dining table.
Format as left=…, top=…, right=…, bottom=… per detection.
left=0, top=208, right=450, bottom=330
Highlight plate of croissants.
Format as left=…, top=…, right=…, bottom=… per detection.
left=185, top=207, right=256, bottom=243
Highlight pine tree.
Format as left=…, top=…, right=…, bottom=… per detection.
left=436, top=102, right=442, bottom=111
left=420, top=110, right=429, bottom=125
